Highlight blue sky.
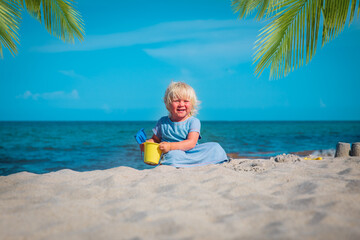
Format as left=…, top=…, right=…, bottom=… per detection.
left=1, top=0, right=360, bottom=121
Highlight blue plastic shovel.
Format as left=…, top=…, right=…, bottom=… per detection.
left=135, top=128, right=147, bottom=160
left=134, top=128, right=147, bottom=144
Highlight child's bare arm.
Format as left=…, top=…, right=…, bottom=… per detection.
left=148, top=134, right=161, bottom=143
left=159, top=132, right=199, bottom=153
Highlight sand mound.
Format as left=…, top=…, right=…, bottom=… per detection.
left=1, top=157, right=360, bottom=239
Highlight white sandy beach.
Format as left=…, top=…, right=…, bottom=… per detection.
left=1, top=156, right=360, bottom=240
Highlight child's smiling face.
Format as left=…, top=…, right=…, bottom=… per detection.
left=169, top=97, right=192, bottom=122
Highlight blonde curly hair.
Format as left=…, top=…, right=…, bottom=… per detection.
left=163, top=81, right=200, bottom=116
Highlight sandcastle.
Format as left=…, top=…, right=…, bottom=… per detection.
left=335, top=142, right=360, bottom=157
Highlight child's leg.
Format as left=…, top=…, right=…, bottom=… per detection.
left=161, top=142, right=227, bottom=167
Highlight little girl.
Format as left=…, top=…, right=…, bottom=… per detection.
left=141, top=81, right=228, bottom=167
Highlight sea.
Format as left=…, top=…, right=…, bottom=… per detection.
left=0, top=121, right=359, bottom=176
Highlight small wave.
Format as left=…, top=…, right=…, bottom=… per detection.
left=226, top=152, right=271, bottom=159
left=291, top=150, right=316, bottom=156
left=64, top=148, right=75, bottom=151
left=0, top=157, right=14, bottom=164
left=93, top=146, right=105, bottom=149
left=42, top=146, right=75, bottom=151
left=0, top=157, right=50, bottom=164
left=291, top=149, right=336, bottom=157
left=311, top=149, right=336, bottom=157
left=26, top=146, right=39, bottom=151
left=43, top=147, right=57, bottom=151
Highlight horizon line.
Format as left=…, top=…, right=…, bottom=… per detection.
left=1, top=120, right=359, bottom=122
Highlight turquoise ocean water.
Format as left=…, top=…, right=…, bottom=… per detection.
left=0, top=121, right=359, bottom=176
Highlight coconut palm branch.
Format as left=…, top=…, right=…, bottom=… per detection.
left=232, top=0, right=360, bottom=79
left=0, top=0, right=21, bottom=57
left=0, top=0, right=84, bottom=58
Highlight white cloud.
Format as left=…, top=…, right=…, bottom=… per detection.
left=33, top=19, right=260, bottom=71
left=167, top=68, right=199, bottom=85
left=22, top=91, right=32, bottom=99
left=17, top=90, right=79, bottom=100
left=59, top=70, right=87, bottom=80
left=320, top=98, right=326, bottom=108
left=33, top=19, right=259, bottom=53
left=102, top=104, right=112, bottom=114
left=144, top=39, right=253, bottom=67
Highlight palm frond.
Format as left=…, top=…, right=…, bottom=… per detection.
left=0, top=0, right=21, bottom=57
left=254, top=0, right=317, bottom=79
left=0, top=0, right=84, bottom=58
left=232, top=0, right=270, bottom=20
left=232, top=0, right=289, bottom=20
left=232, top=0, right=360, bottom=79
left=322, top=0, right=355, bottom=46
left=22, top=0, right=84, bottom=43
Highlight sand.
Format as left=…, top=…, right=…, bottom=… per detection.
left=1, top=156, right=360, bottom=240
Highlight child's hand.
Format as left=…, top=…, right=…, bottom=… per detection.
left=159, top=142, right=171, bottom=153
left=139, top=139, right=155, bottom=152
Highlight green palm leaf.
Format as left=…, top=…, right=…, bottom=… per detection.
left=0, top=0, right=21, bottom=57
left=0, top=0, right=84, bottom=58
left=232, top=0, right=360, bottom=79
left=19, top=0, right=85, bottom=43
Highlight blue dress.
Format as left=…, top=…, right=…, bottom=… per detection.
left=153, top=116, right=228, bottom=167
